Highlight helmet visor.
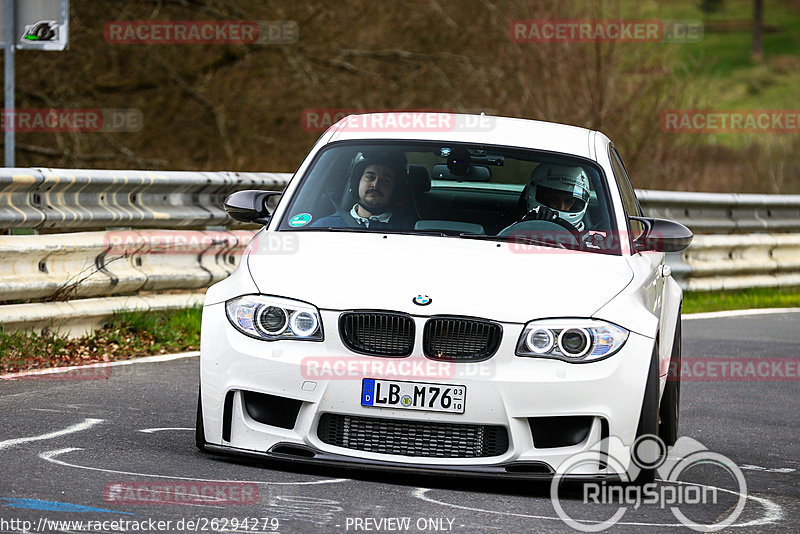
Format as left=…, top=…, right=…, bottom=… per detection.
left=535, top=185, right=588, bottom=213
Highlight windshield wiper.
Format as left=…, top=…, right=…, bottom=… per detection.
left=325, top=227, right=448, bottom=237
left=457, top=233, right=564, bottom=249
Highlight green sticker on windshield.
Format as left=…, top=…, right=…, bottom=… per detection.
left=289, top=213, right=312, bottom=227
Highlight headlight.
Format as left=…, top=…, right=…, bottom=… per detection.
left=516, top=319, right=628, bottom=362
left=225, top=295, right=323, bottom=341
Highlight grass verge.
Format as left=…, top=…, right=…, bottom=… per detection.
left=0, top=307, right=201, bottom=375
left=682, top=286, right=800, bottom=314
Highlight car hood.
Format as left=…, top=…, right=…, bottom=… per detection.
left=246, top=231, right=634, bottom=323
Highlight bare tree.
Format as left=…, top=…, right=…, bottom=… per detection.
left=752, top=0, right=764, bottom=62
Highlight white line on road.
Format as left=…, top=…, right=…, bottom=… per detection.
left=138, top=427, right=193, bottom=433
left=741, top=464, right=796, bottom=474
left=683, top=308, right=800, bottom=320
left=413, top=479, right=784, bottom=528
left=0, top=352, right=199, bottom=380
left=0, top=418, right=104, bottom=451
left=40, top=448, right=350, bottom=486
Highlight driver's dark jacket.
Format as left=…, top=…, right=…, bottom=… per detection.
left=311, top=211, right=415, bottom=230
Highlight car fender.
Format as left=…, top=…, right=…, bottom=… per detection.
left=659, top=274, right=683, bottom=379
left=592, top=254, right=661, bottom=339
left=204, top=253, right=260, bottom=306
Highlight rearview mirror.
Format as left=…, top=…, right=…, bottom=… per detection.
left=224, top=190, right=282, bottom=224
left=431, top=164, right=491, bottom=181
left=630, top=217, right=693, bottom=253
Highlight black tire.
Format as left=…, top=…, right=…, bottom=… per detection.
left=659, top=317, right=682, bottom=447
left=632, top=343, right=661, bottom=485
left=195, top=388, right=207, bottom=452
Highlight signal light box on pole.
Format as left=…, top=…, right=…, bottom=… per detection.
left=1, top=0, right=69, bottom=166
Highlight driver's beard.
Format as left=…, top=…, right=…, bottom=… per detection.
left=358, top=200, right=388, bottom=216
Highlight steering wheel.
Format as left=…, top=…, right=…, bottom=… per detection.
left=516, top=208, right=582, bottom=241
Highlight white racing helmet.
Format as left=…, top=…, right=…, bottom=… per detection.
left=526, top=164, right=591, bottom=231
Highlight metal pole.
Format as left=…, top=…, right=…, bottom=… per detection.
left=4, top=0, right=15, bottom=167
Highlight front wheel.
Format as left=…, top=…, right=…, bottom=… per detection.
left=659, top=317, right=681, bottom=446
left=195, top=388, right=207, bottom=452
left=632, top=344, right=661, bottom=485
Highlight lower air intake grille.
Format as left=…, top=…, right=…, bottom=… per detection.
left=423, top=317, right=502, bottom=362
left=317, top=414, right=508, bottom=458
left=339, top=312, right=414, bottom=357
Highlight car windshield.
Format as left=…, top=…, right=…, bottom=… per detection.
left=278, top=141, right=620, bottom=254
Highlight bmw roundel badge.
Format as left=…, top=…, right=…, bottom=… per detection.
left=413, top=294, right=432, bottom=306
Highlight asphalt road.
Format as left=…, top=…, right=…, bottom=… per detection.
left=1, top=311, right=798, bottom=534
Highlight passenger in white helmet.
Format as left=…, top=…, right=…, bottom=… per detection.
left=520, top=164, right=591, bottom=232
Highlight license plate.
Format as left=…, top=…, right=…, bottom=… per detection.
left=361, top=378, right=466, bottom=414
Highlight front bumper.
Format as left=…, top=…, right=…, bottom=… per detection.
left=200, top=302, right=654, bottom=477
left=204, top=442, right=627, bottom=482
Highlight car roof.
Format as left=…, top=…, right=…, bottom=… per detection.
left=327, top=112, right=599, bottom=159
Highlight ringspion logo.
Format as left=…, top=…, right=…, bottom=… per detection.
left=551, top=435, right=746, bottom=531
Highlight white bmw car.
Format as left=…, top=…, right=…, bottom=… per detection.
left=197, top=113, right=692, bottom=482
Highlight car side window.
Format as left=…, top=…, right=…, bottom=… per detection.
left=609, top=147, right=644, bottom=241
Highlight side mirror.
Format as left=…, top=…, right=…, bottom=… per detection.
left=223, top=190, right=282, bottom=224
left=630, top=217, right=693, bottom=253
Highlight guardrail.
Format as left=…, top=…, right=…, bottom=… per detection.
left=0, top=293, right=206, bottom=339
left=637, top=190, right=800, bottom=291
left=0, top=168, right=290, bottom=230
left=637, top=189, right=800, bottom=234
left=665, top=233, right=800, bottom=291
left=1, top=169, right=799, bottom=336
left=3, top=169, right=799, bottom=234
left=0, top=229, right=253, bottom=301
left=0, top=228, right=255, bottom=337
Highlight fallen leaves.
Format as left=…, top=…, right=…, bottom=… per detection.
left=0, top=309, right=201, bottom=374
